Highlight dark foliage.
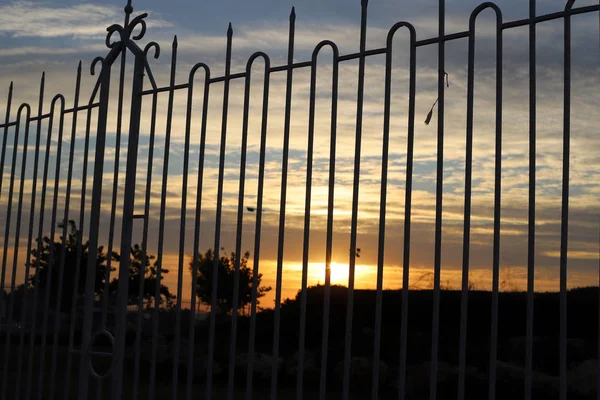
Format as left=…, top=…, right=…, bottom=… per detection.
left=28, top=220, right=175, bottom=311
left=109, top=243, right=176, bottom=308
left=189, top=248, right=271, bottom=314
left=28, top=220, right=114, bottom=312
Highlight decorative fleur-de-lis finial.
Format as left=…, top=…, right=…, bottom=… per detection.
left=124, top=0, right=134, bottom=27
left=105, top=1, right=148, bottom=49
left=125, top=0, right=133, bottom=12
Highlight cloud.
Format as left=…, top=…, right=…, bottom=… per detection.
left=0, top=45, right=106, bottom=57
left=0, top=0, right=599, bottom=306
left=0, top=1, right=171, bottom=39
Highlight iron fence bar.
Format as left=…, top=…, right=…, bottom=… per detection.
left=269, top=61, right=309, bottom=73
left=63, top=89, right=95, bottom=400
left=131, top=46, right=160, bottom=400
left=0, top=86, right=15, bottom=395
left=111, top=22, right=138, bottom=396
left=228, top=58, right=251, bottom=398
left=148, top=35, right=178, bottom=400
left=297, top=55, right=313, bottom=398
left=0, top=103, right=31, bottom=399
left=24, top=89, right=53, bottom=400
left=525, top=1, right=536, bottom=399
left=0, top=102, right=25, bottom=318
left=239, top=52, right=272, bottom=399
left=77, top=54, right=113, bottom=400
left=559, top=2, right=575, bottom=399
left=342, top=1, right=368, bottom=398
left=64, top=90, right=92, bottom=400
left=273, top=7, right=295, bottom=397
left=0, top=103, right=100, bottom=129
left=36, top=94, right=66, bottom=400
left=0, top=100, right=13, bottom=303
left=372, top=24, right=388, bottom=400
left=318, top=42, right=339, bottom=400
left=137, top=4, right=600, bottom=97
left=296, top=38, right=339, bottom=400
left=144, top=85, right=160, bottom=400
left=0, top=82, right=13, bottom=197
left=0, top=121, right=17, bottom=129
left=13, top=74, right=44, bottom=400
left=236, top=52, right=270, bottom=400
left=17, top=104, right=40, bottom=399
left=373, top=21, right=415, bottom=400
left=171, top=46, right=203, bottom=400
left=185, top=62, right=210, bottom=400
left=429, top=0, right=445, bottom=398
left=111, top=50, right=145, bottom=400
left=141, top=83, right=193, bottom=96
left=247, top=53, right=270, bottom=400
left=0, top=103, right=102, bottom=130
left=87, top=76, right=103, bottom=108
left=48, top=62, right=82, bottom=400
left=104, top=43, right=132, bottom=400
left=488, top=6, right=503, bottom=400
left=457, top=9, right=476, bottom=400
left=99, top=45, right=128, bottom=332
left=502, top=4, right=596, bottom=28
left=397, top=22, right=417, bottom=400
left=228, top=51, right=267, bottom=400
left=207, top=23, right=232, bottom=399
left=142, top=43, right=160, bottom=91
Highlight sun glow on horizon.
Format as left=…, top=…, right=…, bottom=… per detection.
left=329, top=261, right=358, bottom=286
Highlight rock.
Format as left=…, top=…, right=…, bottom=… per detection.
left=568, top=359, right=597, bottom=397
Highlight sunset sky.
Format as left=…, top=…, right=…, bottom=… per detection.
left=0, top=0, right=599, bottom=308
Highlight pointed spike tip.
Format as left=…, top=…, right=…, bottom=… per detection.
left=290, top=6, right=296, bottom=20
left=172, top=35, right=178, bottom=48
left=9, top=81, right=13, bottom=90
left=227, top=22, right=233, bottom=35
left=77, top=60, right=82, bottom=70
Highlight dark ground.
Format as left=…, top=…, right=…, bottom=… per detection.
left=1, top=286, right=598, bottom=399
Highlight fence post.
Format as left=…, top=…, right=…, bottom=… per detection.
left=111, top=51, right=145, bottom=399
left=78, top=53, right=114, bottom=399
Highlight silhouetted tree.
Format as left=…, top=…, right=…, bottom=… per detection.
left=109, top=244, right=176, bottom=309
left=29, top=221, right=176, bottom=312
left=28, top=220, right=114, bottom=312
left=189, top=248, right=271, bottom=314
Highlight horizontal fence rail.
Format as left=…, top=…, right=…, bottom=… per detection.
left=0, top=0, right=599, bottom=399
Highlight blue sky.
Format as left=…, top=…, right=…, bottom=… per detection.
left=0, top=0, right=599, bottom=305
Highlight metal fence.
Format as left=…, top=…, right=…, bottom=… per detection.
left=0, top=0, right=599, bottom=399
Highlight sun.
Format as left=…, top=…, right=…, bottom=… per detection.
left=329, top=262, right=350, bottom=286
